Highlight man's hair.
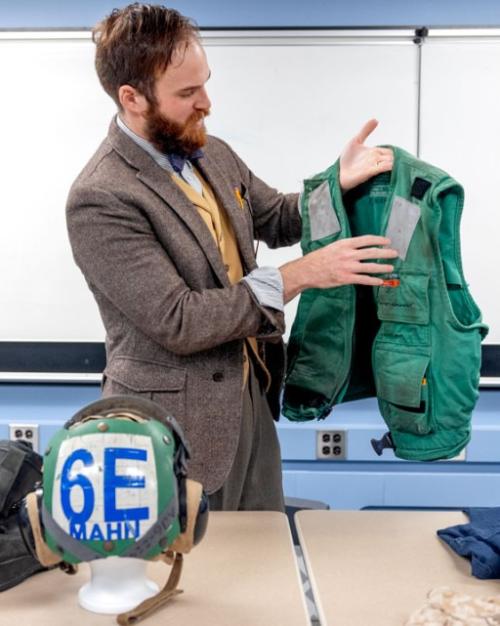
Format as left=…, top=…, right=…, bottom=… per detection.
left=93, top=3, right=199, bottom=108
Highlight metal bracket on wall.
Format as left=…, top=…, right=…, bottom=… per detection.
left=413, top=26, right=429, bottom=158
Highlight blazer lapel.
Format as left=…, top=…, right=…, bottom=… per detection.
left=107, top=120, right=230, bottom=287
left=196, top=153, right=257, bottom=273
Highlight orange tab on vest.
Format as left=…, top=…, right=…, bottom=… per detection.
left=381, top=278, right=400, bottom=288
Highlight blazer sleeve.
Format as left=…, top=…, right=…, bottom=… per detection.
left=66, top=185, right=284, bottom=356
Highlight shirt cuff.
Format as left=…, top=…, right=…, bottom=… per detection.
left=242, top=267, right=284, bottom=313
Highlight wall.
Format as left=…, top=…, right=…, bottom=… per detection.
left=2, top=0, right=500, bottom=29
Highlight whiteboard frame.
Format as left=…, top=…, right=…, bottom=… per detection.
left=0, top=28, right=417, bottom=41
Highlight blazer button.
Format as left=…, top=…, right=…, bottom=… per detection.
left=212, top=372, right=224, bottom=382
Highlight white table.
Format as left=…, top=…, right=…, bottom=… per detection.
left=1, top=511, right=309, bottom=626
left=296, top=510, right=500, bottom=626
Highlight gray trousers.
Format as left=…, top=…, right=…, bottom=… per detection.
left=208, top=359, right=285, bottom=512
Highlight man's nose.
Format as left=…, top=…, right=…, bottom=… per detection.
left=196, top=86, right=211, bottom=111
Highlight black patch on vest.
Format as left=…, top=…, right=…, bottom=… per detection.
left=411, top=177, right=432, bottom=200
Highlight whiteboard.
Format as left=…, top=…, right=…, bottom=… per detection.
left=420, top=31, right=500, bottom=344
left=0, top=30, right=419, bottom=345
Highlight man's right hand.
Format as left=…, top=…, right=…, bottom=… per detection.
left=280, top=235, right=398, bottom=304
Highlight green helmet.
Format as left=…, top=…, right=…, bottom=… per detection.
left=41, top=395, right=207, bottom=565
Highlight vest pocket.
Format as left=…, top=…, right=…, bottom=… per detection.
left=373, top=348, right=431, bottom=435
left=377, top=271, right=430, bottom=325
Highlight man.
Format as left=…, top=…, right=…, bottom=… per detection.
left=66, top=3, right=397, bottom=512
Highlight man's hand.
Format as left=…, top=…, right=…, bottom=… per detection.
left=280, top=235, right=398, bottom=303
left=339, top=119, right=393, bottom=192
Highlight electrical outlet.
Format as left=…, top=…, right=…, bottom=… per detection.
left=316, top=430, right=346, bottom=460
left=9, top=423, right=39, bottom=453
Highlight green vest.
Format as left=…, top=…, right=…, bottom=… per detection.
left=283, top=147, right=488, bottom=461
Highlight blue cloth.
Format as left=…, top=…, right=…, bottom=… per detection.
left=167, top=149, right=203, bottom=174
left=437, top=508, right=500, bottom=579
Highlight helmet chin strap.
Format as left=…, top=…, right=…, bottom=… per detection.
left=92, top=469, right=205, bottom=624
left=116, top=552, right=184, bottom=626
left=116, top=480, right=206, bottom=626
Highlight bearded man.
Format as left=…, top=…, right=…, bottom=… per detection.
left=66, top=3, right=396, bottom=511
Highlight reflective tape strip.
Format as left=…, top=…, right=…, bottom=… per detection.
left=385, top=196, right=421, bottom=260
left=308, top=180, right=341, bottom=241
left=41, top=501, right=102, bottom=562
left=123, top=494, right=179, bottom=558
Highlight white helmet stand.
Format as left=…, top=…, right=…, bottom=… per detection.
left=78, top=557, right=159, bottom=614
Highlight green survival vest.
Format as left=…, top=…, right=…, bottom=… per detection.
left=283, top=147, right=488, bottom=461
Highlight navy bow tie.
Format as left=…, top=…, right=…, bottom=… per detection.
left=168, top=149, right=203, bottom=174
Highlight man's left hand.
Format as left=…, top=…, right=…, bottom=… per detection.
left=339, top=119, right=393, bottom=192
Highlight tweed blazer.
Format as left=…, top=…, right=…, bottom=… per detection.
left=66, top=118, right=301, bottom=493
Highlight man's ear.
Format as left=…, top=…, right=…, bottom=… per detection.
left=118, top=84, right=148, bottom=115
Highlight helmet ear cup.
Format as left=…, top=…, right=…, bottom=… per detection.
left=193, top=490, right=209, bottom=546
left=177, top=477, right=188, bottom=533
left=170, top=479, right=208, bottom=554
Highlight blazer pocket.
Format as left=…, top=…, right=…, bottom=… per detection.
left=104, top=356, right=187, bottom=420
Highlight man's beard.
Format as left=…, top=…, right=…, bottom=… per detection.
left=144, top=102, right=209, bottom=156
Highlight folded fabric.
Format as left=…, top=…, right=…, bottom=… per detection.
left=437, top=508, right=500, bottom=579
left=405, top=587, right=500, bottom=625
